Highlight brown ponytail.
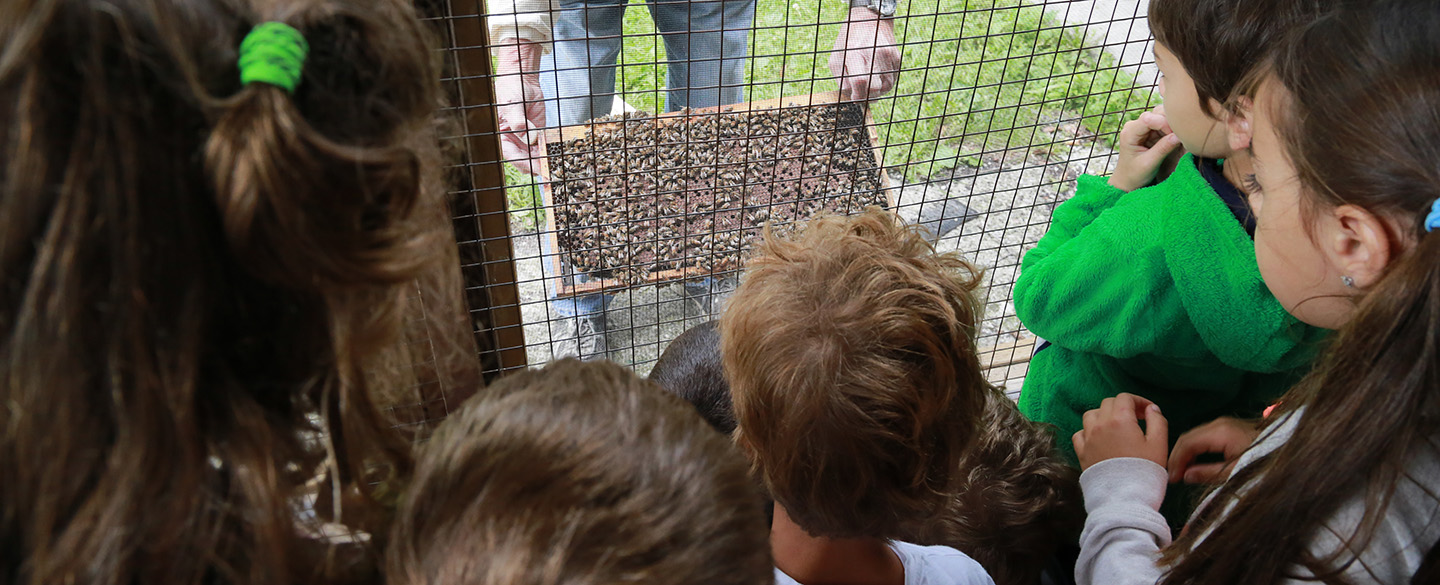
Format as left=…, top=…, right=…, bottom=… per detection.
left=204, top=8, right=442, bottom=290
left=1161, top=1, right=1440, bottom=582
left=0, top=0, right=458, bottom=583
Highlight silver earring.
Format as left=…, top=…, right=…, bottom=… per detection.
left=1341, top=275, right=1355, bottom=288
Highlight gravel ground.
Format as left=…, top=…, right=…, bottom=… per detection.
left=510, top=127, right=1118, bottom=381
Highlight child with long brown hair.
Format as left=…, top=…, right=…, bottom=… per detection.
left=0, top=0, right=466, bottom=583
left=1072, top=0, right=1440, bottom=582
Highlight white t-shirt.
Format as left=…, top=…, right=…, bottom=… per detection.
left=773, top=541, right=995, bottom=585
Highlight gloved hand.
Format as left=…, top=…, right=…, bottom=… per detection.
left=494, top=38, right=546, bottom=176
left=829, top=7, right=901, bottom=102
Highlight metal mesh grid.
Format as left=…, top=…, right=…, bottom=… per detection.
left=450, top=0, right=1159, bottom=397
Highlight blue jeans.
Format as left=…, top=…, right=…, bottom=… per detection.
left=539, top=0, right=756, bottom=126
left=538, top=0, right=754, bottom=318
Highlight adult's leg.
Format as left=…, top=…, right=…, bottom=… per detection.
left=539, top=232, right=613, bottom=360
left=647, top=0, right=754, bottom=317
left=541, top=0, right=627, bottom=126
left=682, top=275, right=743, bottom=317
left=648, top=0, right=756, bottom=111
left=538, top=0, right=629, bottom=358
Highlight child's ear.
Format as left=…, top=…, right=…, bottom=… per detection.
left=1326, top=204, right=1397, bottom=289
left=1225, top=96, right=1254, bottom=151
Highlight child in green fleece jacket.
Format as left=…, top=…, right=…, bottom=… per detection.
left=1013, top=0, right=1332, bottom=514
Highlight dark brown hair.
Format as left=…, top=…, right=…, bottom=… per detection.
left=723, top=207, right=988, bottom=539
left=0, top=0, right=460, bottom=582
left=1149, top=0, right=1332, bottom=116
left=650, top=320, right=734, bottom=434
left=898, top=387, right=1083, bottom=585
left=1163, top=1, right=1440, bottom=582
left=386, top=359, right=773, bottom=585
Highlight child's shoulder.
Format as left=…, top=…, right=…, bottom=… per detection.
left=888, top=541, right=995, bottom=585
left=1067, top=153, right=1213, bottom=222
left=1129, top=154, right=1253, bottom=237
left=1131, top=152, right=1214, bottom=198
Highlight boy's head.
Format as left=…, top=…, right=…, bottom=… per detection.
left=650, top=320, right=734, bottom=434
left=896, top=388, right=1084, bottom=585
left=722, top=208, right=987, bottom=539
left=1148, top=0, right=1332, bottom=156
left=386, top=358, right=772, bottom=585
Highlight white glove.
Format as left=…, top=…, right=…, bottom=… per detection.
left=493, top=38, right=546, bottom=176
left=829, top=7, right=901, bottom=102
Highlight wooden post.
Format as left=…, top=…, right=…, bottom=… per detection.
left=439, top=0, right=530, bottom=375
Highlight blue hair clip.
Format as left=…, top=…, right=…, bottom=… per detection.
left=1428, top=198, right=1440, bottom=233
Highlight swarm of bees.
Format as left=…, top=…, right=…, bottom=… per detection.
left=547, top=102, right=886, bottom=286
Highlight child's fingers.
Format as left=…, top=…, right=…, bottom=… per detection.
left=1118, top=118, right=1155, bottom=148
left=1138, top=111, right=1173, bottom=136
left=1168, top=433, right=1211, bottom=483
left=1120, top=110, right=1172, bottom=147
left=1072, top=429, right=1086, bottom=456
left=1182, top=462, right=1233, bottom=485
left=1167, top=417, right=1260, bottom=482
left=1108, top=392, right=1155, bottom=420
left=1136, top=134, right=1183, bottom=167
left=1167, top=422, right=1233, bottom=481
left=1143, top=403, right=1168, bottom=451
left=1104, top=394, right=1169, bottom=467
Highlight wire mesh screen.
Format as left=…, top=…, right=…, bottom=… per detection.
left=458, top=0, right=1159, bottom=395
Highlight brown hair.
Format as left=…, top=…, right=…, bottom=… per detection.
left=1162, top=1, right=1440, bottom=582
left=898, top=387, right=1083, bottom=585
left=650, top=320, right=734, bottom=434
left=386, top=358, right=773, bottom=585
left=723, top=207, right=988, bottom=539
left=0, top=0, right=461, bottom=583
left=1149, top=0, right=1332, bottom=116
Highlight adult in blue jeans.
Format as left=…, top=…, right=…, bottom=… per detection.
left=489, top=0, right=901, bottom=359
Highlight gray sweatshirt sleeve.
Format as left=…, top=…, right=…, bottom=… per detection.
left=1075, top=457, right=1171, bottom=585
left=1076, top=413, right=1440, bottom=585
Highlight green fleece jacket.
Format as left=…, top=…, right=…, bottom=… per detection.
left=1015, top=154, right=1328, bottom=467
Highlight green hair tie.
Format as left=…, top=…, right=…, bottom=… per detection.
left=238, top=22, right=309, bottom=93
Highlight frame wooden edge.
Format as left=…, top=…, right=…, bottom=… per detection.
left=538, top=92, right=893, bottom=298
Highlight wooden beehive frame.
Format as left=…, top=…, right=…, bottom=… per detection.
left=537, top=90, right=894, bottom=297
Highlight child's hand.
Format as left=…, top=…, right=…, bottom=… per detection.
left=1167, top=416, right=1259, bottom=484
left=1108, top=105, right=1184, bottom=192
left=1072, top=393, right=1169, bottom=471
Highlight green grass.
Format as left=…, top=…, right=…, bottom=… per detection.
left=505, top=164, right=546, bottom=230
left=503, top=0, right=1156, bottom=221
left=873, top=0, right=1155, bottom=177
